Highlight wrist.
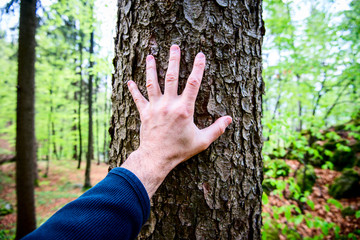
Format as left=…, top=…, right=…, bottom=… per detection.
left=120, top=149, right=173, bottom=198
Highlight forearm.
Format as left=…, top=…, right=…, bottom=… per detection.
left=121, top=149, right=176, bottom=198
left=23, top=168, right=150, bottom=240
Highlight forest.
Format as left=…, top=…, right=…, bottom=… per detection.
left=0, top=0, right=359, bottom=239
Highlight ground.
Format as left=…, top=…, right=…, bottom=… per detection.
left=263, top=160, right=360, bottom=239
left=0, top=159, right=108, bottom=239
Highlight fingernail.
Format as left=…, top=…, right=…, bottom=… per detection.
left=226, top=116, right=232, bottom=125
left=171, top=44, right=180, bottom=52
left=197, top=52, right=205, bottom=59
left=127, top=80, right=133, bottom=86
left=146, top=55, right=153, bottom=62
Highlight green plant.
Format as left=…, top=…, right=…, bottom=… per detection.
left=264, top=159, right=291, bottom=178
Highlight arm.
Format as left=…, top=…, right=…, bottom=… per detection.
left=23, top=168, right=150, bottom=240
left=122, top=45, right=232, bottom=198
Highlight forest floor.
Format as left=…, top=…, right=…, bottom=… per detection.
left=1, top=159, right=360, bottom=239
left=0, top=159, right=108, bottom=239
left=263, top=160, right=360, bottom=239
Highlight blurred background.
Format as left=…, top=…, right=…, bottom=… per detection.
left=0, top=0, right=359, bottom=239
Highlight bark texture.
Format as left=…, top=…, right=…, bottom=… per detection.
left=110, top=0, right=265, bottom=239
left=15, top=0, right=37, bottom=238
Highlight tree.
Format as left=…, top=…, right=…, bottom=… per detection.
left=109, top=0, right=265, bottom=238
left=15, top=0, right=37, bottom=238
left=84, top=29, right=94, bottom=189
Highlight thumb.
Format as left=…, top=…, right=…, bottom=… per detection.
left=200, top=116, right=232, bottom=146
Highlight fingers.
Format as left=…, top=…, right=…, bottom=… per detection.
left=165, top=45, right=181, bottom=97
left=200, top=116, right=232, bottom=148
left=127, top=80, right=148, bottom=113
left=182, top=52, right=206, bottom=105
left=146, top=55, right=161, bottom=101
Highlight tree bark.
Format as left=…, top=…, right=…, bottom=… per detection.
left=84, top=30, right=94, bottom=189
left=110, top=0, right=265, bottom=239
left=15, top=0, right=37, bottom=238
left=103, top=80, right=109, bottom=163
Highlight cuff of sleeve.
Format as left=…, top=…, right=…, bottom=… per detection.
left=109, top=167, right=150, bottom=224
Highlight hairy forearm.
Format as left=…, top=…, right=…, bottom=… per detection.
left=121, top=150, right=174, bottom=198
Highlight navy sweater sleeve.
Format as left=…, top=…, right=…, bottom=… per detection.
left=22, top=167, right=150, bottom=240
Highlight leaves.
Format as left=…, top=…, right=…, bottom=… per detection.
left=327, top=198, right=343, bottom=210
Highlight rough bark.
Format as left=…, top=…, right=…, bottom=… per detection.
left=110, top=0, right=265, bottom=239
left=15, top=0, right=37, bottom=238
left=103, top=81, right=109, bottom=163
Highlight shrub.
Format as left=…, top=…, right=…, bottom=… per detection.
left=329, top=168, right=360, bottom=199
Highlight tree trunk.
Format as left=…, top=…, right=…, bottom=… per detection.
left=110, top=1, right=265, bottom=239
left=77, top=32, right=84, bottom=169
left=84, top=30, right=94, bottom=189
left=95, top=77, right=100, bottom=165
left=103, top=80, right=109, bottom=163
left=15, top=0, right=37, bottom=238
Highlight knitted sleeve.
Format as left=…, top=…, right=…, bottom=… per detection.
left=22, top=167, right=150, bottom=240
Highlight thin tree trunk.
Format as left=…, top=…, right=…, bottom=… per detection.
left=110, top=1, right=265, bottom=238
left=312, top=68, right=327, bottom=117
left=51, top=121, right=59, bottom=159
left=103, top=80, right=109, bottom=163
left=296, top=75, right=303, bottom=132
left=95, top=77, right=100, bottom=165
left=323, top=79, right=351, bottom=123
left=15, top=0, right=37, bottom=238
left=84, top=30, right=94, bottom=189
left=44, top=98, right=52, bottom=178
left=77, top=33, right=84, bottom=169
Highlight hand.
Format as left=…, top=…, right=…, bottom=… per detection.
left=121, top=45, right=232, bottom=198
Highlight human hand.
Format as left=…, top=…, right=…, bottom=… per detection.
left=121, top=45, right=232, bottom=198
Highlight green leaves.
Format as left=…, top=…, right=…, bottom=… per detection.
left=262, top=192, right=269, bottom=205
left=327, top=198, right=343, bottom=210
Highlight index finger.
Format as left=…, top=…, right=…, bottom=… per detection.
left=182, top=52, right=206, bottom=105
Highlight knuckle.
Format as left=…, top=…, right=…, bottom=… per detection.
left=169, top=55, right=179, bottom=61
left=217, top=125, right=225, bottom=136
left=187, top=76, right=200, bottom=87
left=146, top=80, right=153, bottom=89
left=146, top=65, right=156, bottom=71
left=141, top=112, right=151, bottom=122
left=175, top=106, right=191, bottom=118
left=133, top=97, right=141, bottom=103
left=195, top=60, right=205, bottom=68
left=166, top=72, right=177, bottom=82
left=159, top=105, right=169, bottom=115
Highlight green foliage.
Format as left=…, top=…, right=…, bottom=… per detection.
left=327, top=198, right=343, bottom=210
left=264, top=159, right=291, bottom=178
left=328, top=168, right=360, bottom=199
left=295, top=165, right=317, bottom=193
left=0, top=199, right=14, bottom=216
left=341, top=206, right=356, bottom=217
left=0, top=169, right=13, bottom=192
left=356, top=210, right=360, bottom=219
left=262, top=178, right=277, bottom=195
left=0, top=228, right=15, bottom=240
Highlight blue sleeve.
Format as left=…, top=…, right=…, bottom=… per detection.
left=22, top=167, right=150, bottom=240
